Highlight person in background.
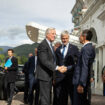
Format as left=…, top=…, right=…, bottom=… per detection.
left=22, top=53, right=33, bottom=104
left=54, top=42, right=62, bottom=51
left=27, top=48, right=39, bottom=105
left=102, top=65, right=105, bottom=96
left=4, top=49, right=18, bottom=105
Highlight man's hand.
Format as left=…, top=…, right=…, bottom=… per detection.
left=77, top=85, right=84, bottom=94
left=4, top=67, right=8, bottom=70
left=57, top=66, right=67, bottom=73
left=90, top=78, right=94, bottom=83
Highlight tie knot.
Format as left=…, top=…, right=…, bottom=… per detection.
left=63, top=45, right=66, bottom=48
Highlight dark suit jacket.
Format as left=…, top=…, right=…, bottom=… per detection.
left=5, top=56, right=18, bottom=83
left=55, top=43, right=79, bottom=83
left=27, top=56, right=36, bottom=74
left=73, top=43, right=95, bottom=87
left=36, top=39, right=56, bottom=82
left=22, top=61, right=28, bottom=74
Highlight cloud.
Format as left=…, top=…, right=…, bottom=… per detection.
left=0, top=0, right=76, bottom=46
left=0, top=25, right=25, bottom=38
left=0, top=33, right=33, bottom=47
left=0, top=0, right=75, bottom=29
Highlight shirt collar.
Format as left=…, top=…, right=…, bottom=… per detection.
left=62, top=43, right=69, bottom=48
left=82, top=41, right=91, bottom=47
left=9, top=56, right=13, bottom=59
left=46, top=38, right=51, bottom=46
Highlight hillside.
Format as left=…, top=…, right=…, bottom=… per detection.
left=0, top=46, right=13, bottom=53
left=13, top=43, right=39, bottom=57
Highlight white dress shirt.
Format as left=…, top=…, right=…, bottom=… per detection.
left=60, top=43, right=69, bottom=58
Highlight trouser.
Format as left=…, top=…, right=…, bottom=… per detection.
left=34, top=80, right=39, bottom=105
left=5, top=82, right=15, bottom=102
left=87, top=83, right=91, bottom=105
left=73, top=85, right=89, bottom=105
left=103, top=83, right=105, bottom=96
left=39, top=80, right=52, bottom=105
left=28, top=74, right=35, bottom=105
left=53, top=79, right=73, bottom=105
left=28, top=74, right=39, bottom=105
left=24, top=75, right=29, bottom=102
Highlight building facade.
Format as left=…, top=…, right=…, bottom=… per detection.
left=26, top=22, right=80, bottom=47
left=71, top=0, right=105, bottom=94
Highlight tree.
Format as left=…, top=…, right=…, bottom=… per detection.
left=0, top=48, right=3, bottom=54
left=0, top=54, right=5, bottom=66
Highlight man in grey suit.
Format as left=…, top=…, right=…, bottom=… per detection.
left=36, top=28, right=67, bottom=105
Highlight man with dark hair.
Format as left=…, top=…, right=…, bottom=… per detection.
left=73, top=29, right=95, bottom=105
left=8, top=49, right=14, bottom=53
left=4, top=49, right=18, bottom=105
left=27, top=48, right=39, bottom=105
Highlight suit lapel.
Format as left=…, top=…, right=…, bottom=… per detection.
left=65, top=44, right=72, bottom=59
left=44, top=39, right=56, bottom=60
left=58, top=46, right=63, bottom=58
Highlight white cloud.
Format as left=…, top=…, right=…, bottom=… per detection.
left=0, top=26, right=25, bottom=39
left=0, top=0, right=76, bottom=47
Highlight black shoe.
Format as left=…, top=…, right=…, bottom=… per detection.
left=7, top=103, right=11, bottom=105
left=7, top=101, right=11, bottom=105
left=7, top=98, right=12, bottom=105
left=14, top=90, right=19, bottom=95
left=24, top=100, right=28, bottom=104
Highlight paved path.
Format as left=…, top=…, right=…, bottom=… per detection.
left=0, top=92, right=105, bottom=105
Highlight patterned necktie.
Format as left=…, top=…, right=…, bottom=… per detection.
left=62, top=45, right=66, bottom=58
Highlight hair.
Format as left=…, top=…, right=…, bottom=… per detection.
left=82, top=29, right=93, bottom=41
left=54, top=41, right=61, bottom=46
left=61, top=30, right=70, bottom=37
left=45, top=28, right=55, bottom=36
left=8, top=49, right=14, bottom=53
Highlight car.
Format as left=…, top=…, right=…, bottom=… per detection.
left=0, top=66, right=7, bottom=100
left=15, top=64, right=25, bottom=91
left=0, top=65, right=25, bottom=100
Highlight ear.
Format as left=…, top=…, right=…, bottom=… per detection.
left=84, top=36, right=86, bottom=40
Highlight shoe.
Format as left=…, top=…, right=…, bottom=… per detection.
left=24, top=100, right=28, bottom=104
left=7, top=98, right=12, bottom=105
left=14, top=90, right=19, bottom=95
left=7, top=101, right=11, bottom=105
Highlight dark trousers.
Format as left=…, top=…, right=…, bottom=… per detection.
left=39, top=80, right=52, bottom=105
left=28, top=74, right=39, bottom=105
left=34, top=80, right=40, bottom=105
left=24, top=74, right=29, bottom=102
left=87, top=84, right=91, bottom=105
left=73, top=85, right=89, bottom=105
left=5, top=82, right=15, bottom=102
left=103, top=83, right=105, bottom=96
left=53, top=79, right=73, bottom=105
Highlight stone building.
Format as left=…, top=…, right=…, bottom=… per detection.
left=26, top=22, right=80, bottom=47
left=71, top=0, right=105, bottom=94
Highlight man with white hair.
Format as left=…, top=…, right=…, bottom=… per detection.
left=36, top=28, right=67, bottom=105
left=53, top=30, right=79, bottom=105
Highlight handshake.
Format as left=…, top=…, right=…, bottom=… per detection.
left=57, top=66, right=67, bottom=73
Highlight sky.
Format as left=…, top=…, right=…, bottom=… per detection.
left=0, top=0, right=75, bottom=47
